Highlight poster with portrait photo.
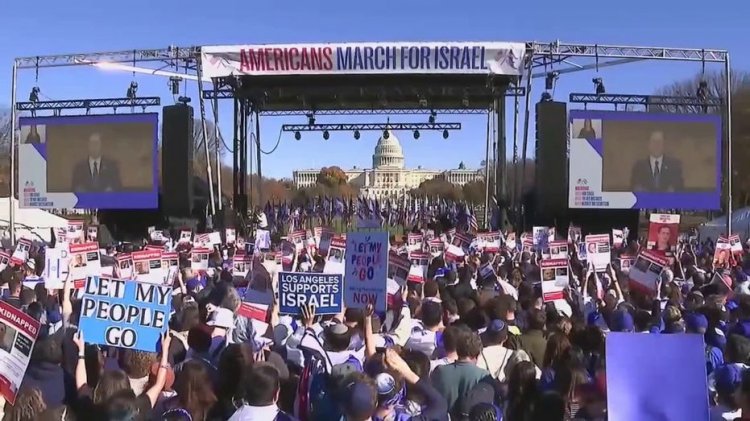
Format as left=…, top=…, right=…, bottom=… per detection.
left=69, top=242, right=101, bottom=283
left=570, top=118, right=602, bottom=142
left=0, top=300, right=41, bottom=405
left=714, top=237, right=732, bottom=269
left=730, top=234, right=744, bottom=263
left=628, top=250, right=669, bottom=294
left=324, top=237, right=346, bottom=275
left=647, top=213, right=681, bottom=253
left=584, top=234, right=611, bottom=271
left=540, top=259, right=569, bottom=302
left=132, top=249, right=165, bottom=284
left=190, top=248, right=210, bottom=272
left=388, top=251, right=410, bottom=286
left=116, top=253, right=133, bottom=279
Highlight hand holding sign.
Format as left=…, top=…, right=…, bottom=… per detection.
left=301, top=305, right=316, bottom=329
left=73, top=330, right=84, bottom=352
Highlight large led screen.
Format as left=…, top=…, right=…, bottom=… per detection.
left=568, top=110, right=721, bottom=210
left=18, top=113, right=158, bottom=209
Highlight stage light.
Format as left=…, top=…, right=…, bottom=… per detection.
left=442, top=129, right=449, bottom=139
left=354, top=130, right=360, bottom=140
left=294, top=131, right=301, bottom=141
left=413, top=130, right=420, bottom=139
left=545, top=71, right=559, bottom=90
left=307, top=113, right=315, bottom=125
left=126, top=81, right=138, bottom=99
left=697, top=80, right=708, bottom=101
left=383, top=130, right=390, bottom=140
left=323, top=130, right=330, bottom=140
left=592, top=78, right=605, bottom=95
left=540, top=92, right=553, bottom=102
left=177, top=96, right=191, bottom=104
left=428, top=110, right=436, bottom=124
left=169, top=76, right=182, bottom=95
left=28, top=87, right=40, bottom=103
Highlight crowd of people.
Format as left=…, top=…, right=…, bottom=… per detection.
left=1, top=223, right=750, bottom=421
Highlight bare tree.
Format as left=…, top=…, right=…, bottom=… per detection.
left=191, top=118, right=227, bottom=159
left=0, top=108, right=11, bottom=154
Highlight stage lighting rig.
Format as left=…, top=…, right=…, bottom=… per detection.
left=383, top=130, right=390, bottom=139
left=428, top=110, right=436, bottom=124
left=294, top=131, right=301, bottom=140
left=540, top=91, right=553, bottom=102
left=307, top=113, right=315, bottom=125
left=592, top=78, right=605, bottom=95
left=545, top=71, right=559, bottom=90
left=413, top=130, right=420, bottom=139
left=442, top=129, right=449, bottom=139
left=126, top=81, right=138, bottom=99
left=323, top=130, right=330, bottom=140
left=696, top=80, right=708, bottom=101
left=28, top=87, right=40, bottom=103
left=177, top=96, right=191, bottom=105
left=169, top=76, right=182, bottom=95
left=354, top=130, right=360, bottom=140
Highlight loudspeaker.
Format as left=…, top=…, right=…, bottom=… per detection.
left=534, top=101, right=568, bottom=226
left=162, top=105, right=194, bottom=217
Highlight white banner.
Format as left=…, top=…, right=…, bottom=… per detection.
left=201, top=42, right=526, bottom=78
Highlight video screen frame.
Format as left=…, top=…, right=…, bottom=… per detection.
left=568, top=110, right=722, bottom=210
left=18, top=113, right=159, bottom=210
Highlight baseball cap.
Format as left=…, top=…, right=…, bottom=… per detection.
left=206, top=307, right=234, bottom=329
left=684, top=312, right=709, bottom=333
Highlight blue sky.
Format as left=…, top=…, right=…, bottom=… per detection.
left=0, top=0, right=747, bottom=179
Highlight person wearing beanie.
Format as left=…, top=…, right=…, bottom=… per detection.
left=711, top=364, right=743, bottom=421
left=610, top=310, right=635, bottom=333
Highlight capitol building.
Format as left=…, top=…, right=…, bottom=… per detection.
left=292, top=130, right=483, bottom=198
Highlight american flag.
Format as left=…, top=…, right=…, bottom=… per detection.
left=468, top=205, right=478, bottom=233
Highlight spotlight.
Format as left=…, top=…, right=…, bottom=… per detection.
left=540, top=92, right=553, bottom=102
left=413, top=130, right=420, bottom=139
left=442, top=129, right=449, bottom=139
left=28, top=87, right=40, bottom=103
left=354, top=130, right=360, bottom=140
left=127, top=81, right=138, bottom=99
left=592, top=78, right=605, bottom=95
left=428, top=110, right=436, bottom=124
left=545, top=71, right=559, bottom=90
left=323, top=130, right=330, bottom=140
left=294, top=131, right=301, bottom=141
left=177, top=96, right=191, bottom=104
left=169, top=76, right=182, bottom=95
left=306, top=113, right=315, bottom=125
left=383, top=130, right=390, bottom=140
left=697, top=80, right=708, bottom=101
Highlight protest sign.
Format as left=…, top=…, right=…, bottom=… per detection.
left=87, top=226, right=98, bottom=242
left=324, top=236, right=346, bottom=274
left=43, top=247, right=70, bottom=290
left=66, top=221, right=84, bottom=243
left=0, top=300, right=41, bottom=404
left=407, top=233, right=423, bottom=253
left=567, top=226, right=582, bottom=243
left=612, top=229, right=624, bottom=248
left=69, top=242, right=101, bottom=285
left=540, top=259, right=569, bottom=302
left=279, top=272, right=343, bottom=315
left=619, top=255, right=635, bottom=273
left=162, top=252, right=179, bottom=270
left=646, top=213, right=680, bottom=252
left=281, top=240, right=296, bottom=272
left=131, top=250, right=166, bottom=284
left=478, top=231, right=502, bottom=253
left=505, top=232, right=517, bottom=250
left=79, top=276, right=171, bottom=352
left=714, top=236, right=731, bottom=268
left=548, top=240, right=568, bottom=260
left=190, top=248, right=210, bottom=271
left=225, top=228, right=236, bottom=244
left=427, top=239, right=444, bottom=258
left=344, top=231, right=388, bottom=312
left=178, top=230, right=192, bottom=244
left=628, top=250, right=669, bottom=294
left=388, top=251, right=410, bottom=286
left=11, top=238, right=31, bottom=266
left=606, top=333, right=708, bottom=421
left=584, top=234, right=611, bottom=271
left=532, top=226, right=549, bottom=249
left=116, top=253, right=133, bottom=279
left=232, top=252, right=251, bottom=279
left=407, top=251, right=429, bottom=283
left=445, top=233, right=472, bottom=262
left=730, top=234, right=743, bottom=262
left=317, top=227, right=334, bottom=256
left=193, top=233, right=209, bottom=249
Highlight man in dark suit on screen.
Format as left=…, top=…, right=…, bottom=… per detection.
left=71, top=133, right=121, bottom=192
left=629, top=130, right=684, bottom=192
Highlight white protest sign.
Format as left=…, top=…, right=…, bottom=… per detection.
left=540, top=258, right=569, bottom=302
left=44, top=247, right=70, bottom=290
left=0, top=300, right=41, bottom=404
left=585, top=234, right=611, bottom=271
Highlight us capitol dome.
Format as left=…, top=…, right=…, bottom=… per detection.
left=292, top=130, right=482, bottom=199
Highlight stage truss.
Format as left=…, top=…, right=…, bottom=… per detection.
left=8, top=41, right=734, bottom=241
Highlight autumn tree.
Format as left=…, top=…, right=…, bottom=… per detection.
left=411, top=177, right=463, bottom=202
left=654, top=70, right=750, bottom=209
left=462, top=180, right=487, bottom=204
left=317, top=166, right=348, bottom=187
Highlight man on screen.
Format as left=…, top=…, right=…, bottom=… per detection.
left=630, top=130, right=684, bottom=192
left=71, top=133, right=121, bottom=192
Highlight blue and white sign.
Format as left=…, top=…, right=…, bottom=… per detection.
left=279, top=271, right=343, bottom=315
left=79, top=276, right=171, bottom=352
left=344, top=231, right=388, bottom=312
